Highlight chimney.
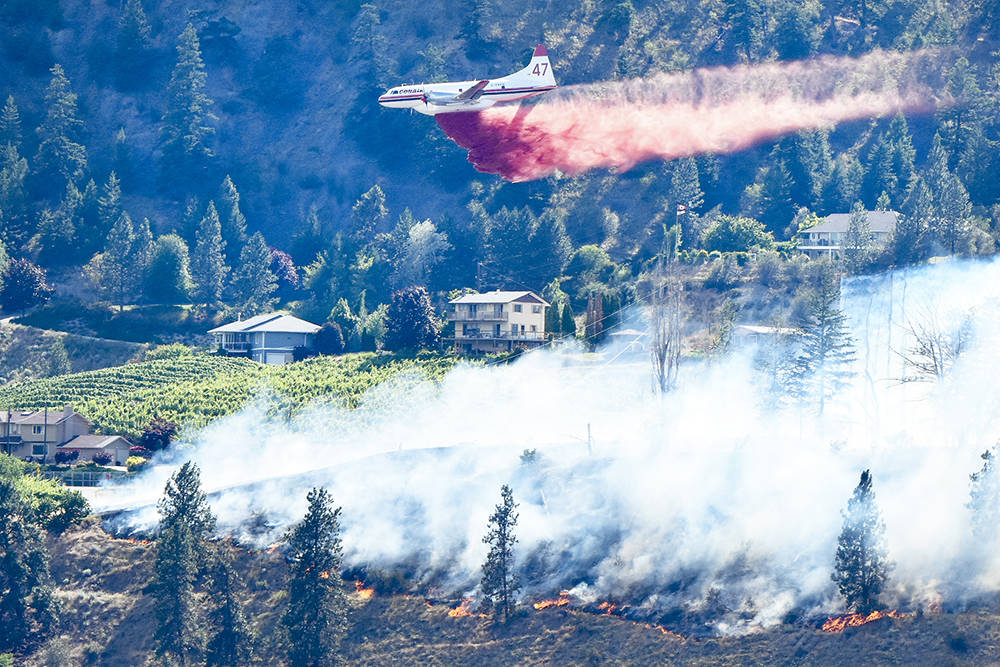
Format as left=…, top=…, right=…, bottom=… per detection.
left=63, top=405, right=73, bottom=419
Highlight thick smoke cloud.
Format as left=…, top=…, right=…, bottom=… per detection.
left=437, top=49, right=951, bottom=181
left=100, top=257, right=1000, bottom=634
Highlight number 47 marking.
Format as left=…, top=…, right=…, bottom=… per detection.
left=532, top=63, right=549, bottom=76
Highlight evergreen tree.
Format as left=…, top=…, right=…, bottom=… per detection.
left=230, top=231, right=277, bottom=315
left=1, top=258, right=53, bottom=315
left=34, top=64, right=88, bottom=188
left=153, top=520, right=200, bottom=662
left=161, top=24, right=216, bottom=190
left=481, top=484, right=520, bottom=622
left=886, top=114, right=916, bottom=203
left=0, top=96, right=21, bottom=149
left=97, top=172, right=122, bottom=238
left=932, top=172, right=972, bottom=254
left=133, top=217, right=155, bottom=278
left=722, top=0, right=764, bottom=62
left=0, top=478, right=57, bottom=650
left=47, top=337, right=71, bottom=376
left=206, top=546, right=255, bottom=666
left=862, top=135, right=896, bottom=207
left=759, top=159, right=796, bottom=233
left=790, top=269, right=855, bottom=414
left=115, top=0, right=153, bottom=89
left=218, top=175, right=247, bottom=264
left=315, top=322, right=345, bottom=355
left=32, top=205, right=74, bottom=266
left=968, top=445, right=1000, bottom=541
left=350, top=184, right=388, bottom=242
left=832, top=470, right=890, bottom=614
left=95, top=211, right=136, bottom=310
left=561, top=300, right=577, bottom=337
left=829, top=154, right=864, bottom=211
left=892, top=176, right=933, bottom=264
left=545, top=301, right=561, bottom=337
left=384, top=285, right=440, bottom=351
left=281, top=487, right=348, bottom=667
left=0, top=144, right=30, bottom=248
left=192, top=201, right=228, bottom=304
left=158, top=461, right=216, bottom=553
left=841, top=202, right=873, bottom=274
left=144, top=234, right=194, bottom=304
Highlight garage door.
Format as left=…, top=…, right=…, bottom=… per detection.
left=265, top=352, right=291, bottom=365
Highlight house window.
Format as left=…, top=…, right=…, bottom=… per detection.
left=530, top=325, right=537, bottom=332
left=532, top=305, right=542, bottom=313
left=32, top=444, right=46, bottom=456
left=32, top=425, right=43, bottom=435
left=513, top=304, right=523, bottom=313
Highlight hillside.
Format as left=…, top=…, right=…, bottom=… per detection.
left=0, top=352, right=458, bottom=436
left=23, top=521, right=1000, bottom=665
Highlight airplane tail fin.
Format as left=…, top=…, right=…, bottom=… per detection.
left=506, top=45, right=556, bottom=88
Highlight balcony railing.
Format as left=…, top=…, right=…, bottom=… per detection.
left=455, top=331, right=546, bottom=341
left=451, top=311, right=508, bottom=322
left=218, top=341, right=251, bottom=351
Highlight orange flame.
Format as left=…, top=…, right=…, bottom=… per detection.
left=822, top=610, right=904, bottom=632
left=355, top=581, right=375, bottom=600
left=448, top=599, right=475, bottom=617
left=533, top=592, right=572, bottom=610
left=598, top=601, right=618, bottom=615
left=266, top=543, right=281, bottom=554
left=318, top=570, right=330, bottom=579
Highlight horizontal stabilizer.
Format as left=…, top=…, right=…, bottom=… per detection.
left=457, top=80, right=490, bottom=100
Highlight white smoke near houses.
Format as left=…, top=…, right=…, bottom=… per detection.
left=98, top=256, right=1000, bottom=634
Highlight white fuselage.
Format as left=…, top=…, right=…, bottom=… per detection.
left=378, top=80, right=554, bottom=115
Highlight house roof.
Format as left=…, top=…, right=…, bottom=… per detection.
left=59, top=435, right=131, bottom=450
left=449, top=291, right=551, bottom=306
left=209, top=313, right=321, bottom=335
left=805, top=211, right=900, bottom=235
left=2, top=409, right=90, bottom=426
left=733, top=325, right=801, bottom=336
left=608, top=328, right=649, bottom=338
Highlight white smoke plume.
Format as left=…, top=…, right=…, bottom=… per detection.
left=98, top=257, right=1000, bottom=633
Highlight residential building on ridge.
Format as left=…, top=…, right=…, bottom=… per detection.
left=798, top=210, right=899, bottom=259
left=209, top=312, right=321, bottom=365
left=448, top=290, right=550, bottom=354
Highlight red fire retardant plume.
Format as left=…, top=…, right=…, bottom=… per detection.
left=436, top=49, right=951, bottom=182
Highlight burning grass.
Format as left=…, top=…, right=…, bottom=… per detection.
left=822, top=610, right=907, bottom=632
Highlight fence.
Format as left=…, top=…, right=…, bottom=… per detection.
left=39, top=469, right=126, bottom=487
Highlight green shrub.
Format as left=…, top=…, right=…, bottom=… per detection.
left=145, top=343, right=196, bottom=361
left=126, top=456, right=148, bottom=473
left=18, top=475, right=90, bottom=533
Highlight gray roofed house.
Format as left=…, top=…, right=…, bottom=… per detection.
left=209, top=312, right=321, bottom=365
left=0, top=406, right=93, bottom=461
left=448, top=290, right=551, bottom=354
left=798, top=210, right=899, bottom=259
left=59, top=435, right=132, bottom=466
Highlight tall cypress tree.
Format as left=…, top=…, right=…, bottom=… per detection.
left=832, top=470, right=890, bottom=614
left=230, top=231, right=277, bottom=315
left=0, top=478, right=57, bottom=650
left=217, top=175, right=247, bottom=264
left=206, top=546, right=255, bottom=666
left=192, top=200, right=229, bottom=304
left=34, top=64, right=88, bottom=189
left=161, top=24, right=215, bottom=191
left=281, top=487, right=348, bottom=667
left=481, top=484, right=520, bottom=622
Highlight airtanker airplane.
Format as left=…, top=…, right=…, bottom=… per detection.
left=378, top=45, right=556, bottom=115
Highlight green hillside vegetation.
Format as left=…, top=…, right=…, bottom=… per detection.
left=0, top=352, right=458, bottom=437
left=0, top=321, right=145, bottom=384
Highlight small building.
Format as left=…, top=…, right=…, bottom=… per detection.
left=448, top=290, right=550, bottom=354
left=0, top=406, right=92, bottom=461
left=798, top=211, right=899, bottom=259
left=58, top=435, right=132, bottom=466
left=209, top=312, right=321, bottom=365
left=606, top=328, right=650, bottom=354
left=732, top=324, right=801, bottom=347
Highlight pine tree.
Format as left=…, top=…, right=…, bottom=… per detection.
left=192, top=201, right=229, bottom=304
left=892, top=176, right=933, bottom=265
left=841, top=202, right=873, bottom=274
left=157, top=461, right=216, bottom=562
left=47, top=337, right=71, bottom=376
left=759, top=158, right=796, bottom=233
left=481, top=484, right=519, bottom=622
left=33, top=207, right=75, bottom=267
left=133, top=217, right=155, bottom=278
left=932, top=172, right=972, bottom=254
left=161, top=24, right=216, bottom=189
left=0, top=258, right=53, bottom=315
left=0, top=478, right=57, bottom=650
left=968, top=445, right=1000, bottom=541
left=0, top=143, right=30, bottom=248
left=791, top=269, right=855, bottom=414
left=230, top=231, right=277, bottom=315
left=115, top=0, right=153, bottom=89
left=98, top=172, right=122, bottom=238
left=350, top=184, right=388, bottom=242
left=206, top=546, right=255, bottom=666
left=281, top=487, right=348, bottom=667
left=832, top=470, right=890, bottom=614
left=886, top=114, right=916, bottom=203
left=0, top=96, right=22, bottom=149
left=93, top=211, right=136, bottom=310
left=34, top=64, right=88, bottom=188
left=153, top=520, right=200, bottom=662
left=218, top=175, right=247, bottom=264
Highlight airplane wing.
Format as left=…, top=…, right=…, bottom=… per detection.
left=456, top=80, right=490, bottom=101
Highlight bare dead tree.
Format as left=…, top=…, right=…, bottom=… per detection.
left=649, top=264, right=684, bottom=394
left=896, top=308, right=972, bottom=382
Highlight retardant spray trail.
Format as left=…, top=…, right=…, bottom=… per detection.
left=436, top=49, right=951, bottom=181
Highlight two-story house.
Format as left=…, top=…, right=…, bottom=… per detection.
left=0, top=406, right=92, bottom=461
left=448, top=291, right=550, bottom=354
left=209, top=313, right=321, bottom=365
left=798, top=210, right=899, bottom=259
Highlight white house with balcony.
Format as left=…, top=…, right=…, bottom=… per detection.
left=209, top=313, right=321, bottom=365
left=798, top=210, right=899, bottom=259
left=448, top=291, right=550, bottom=354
